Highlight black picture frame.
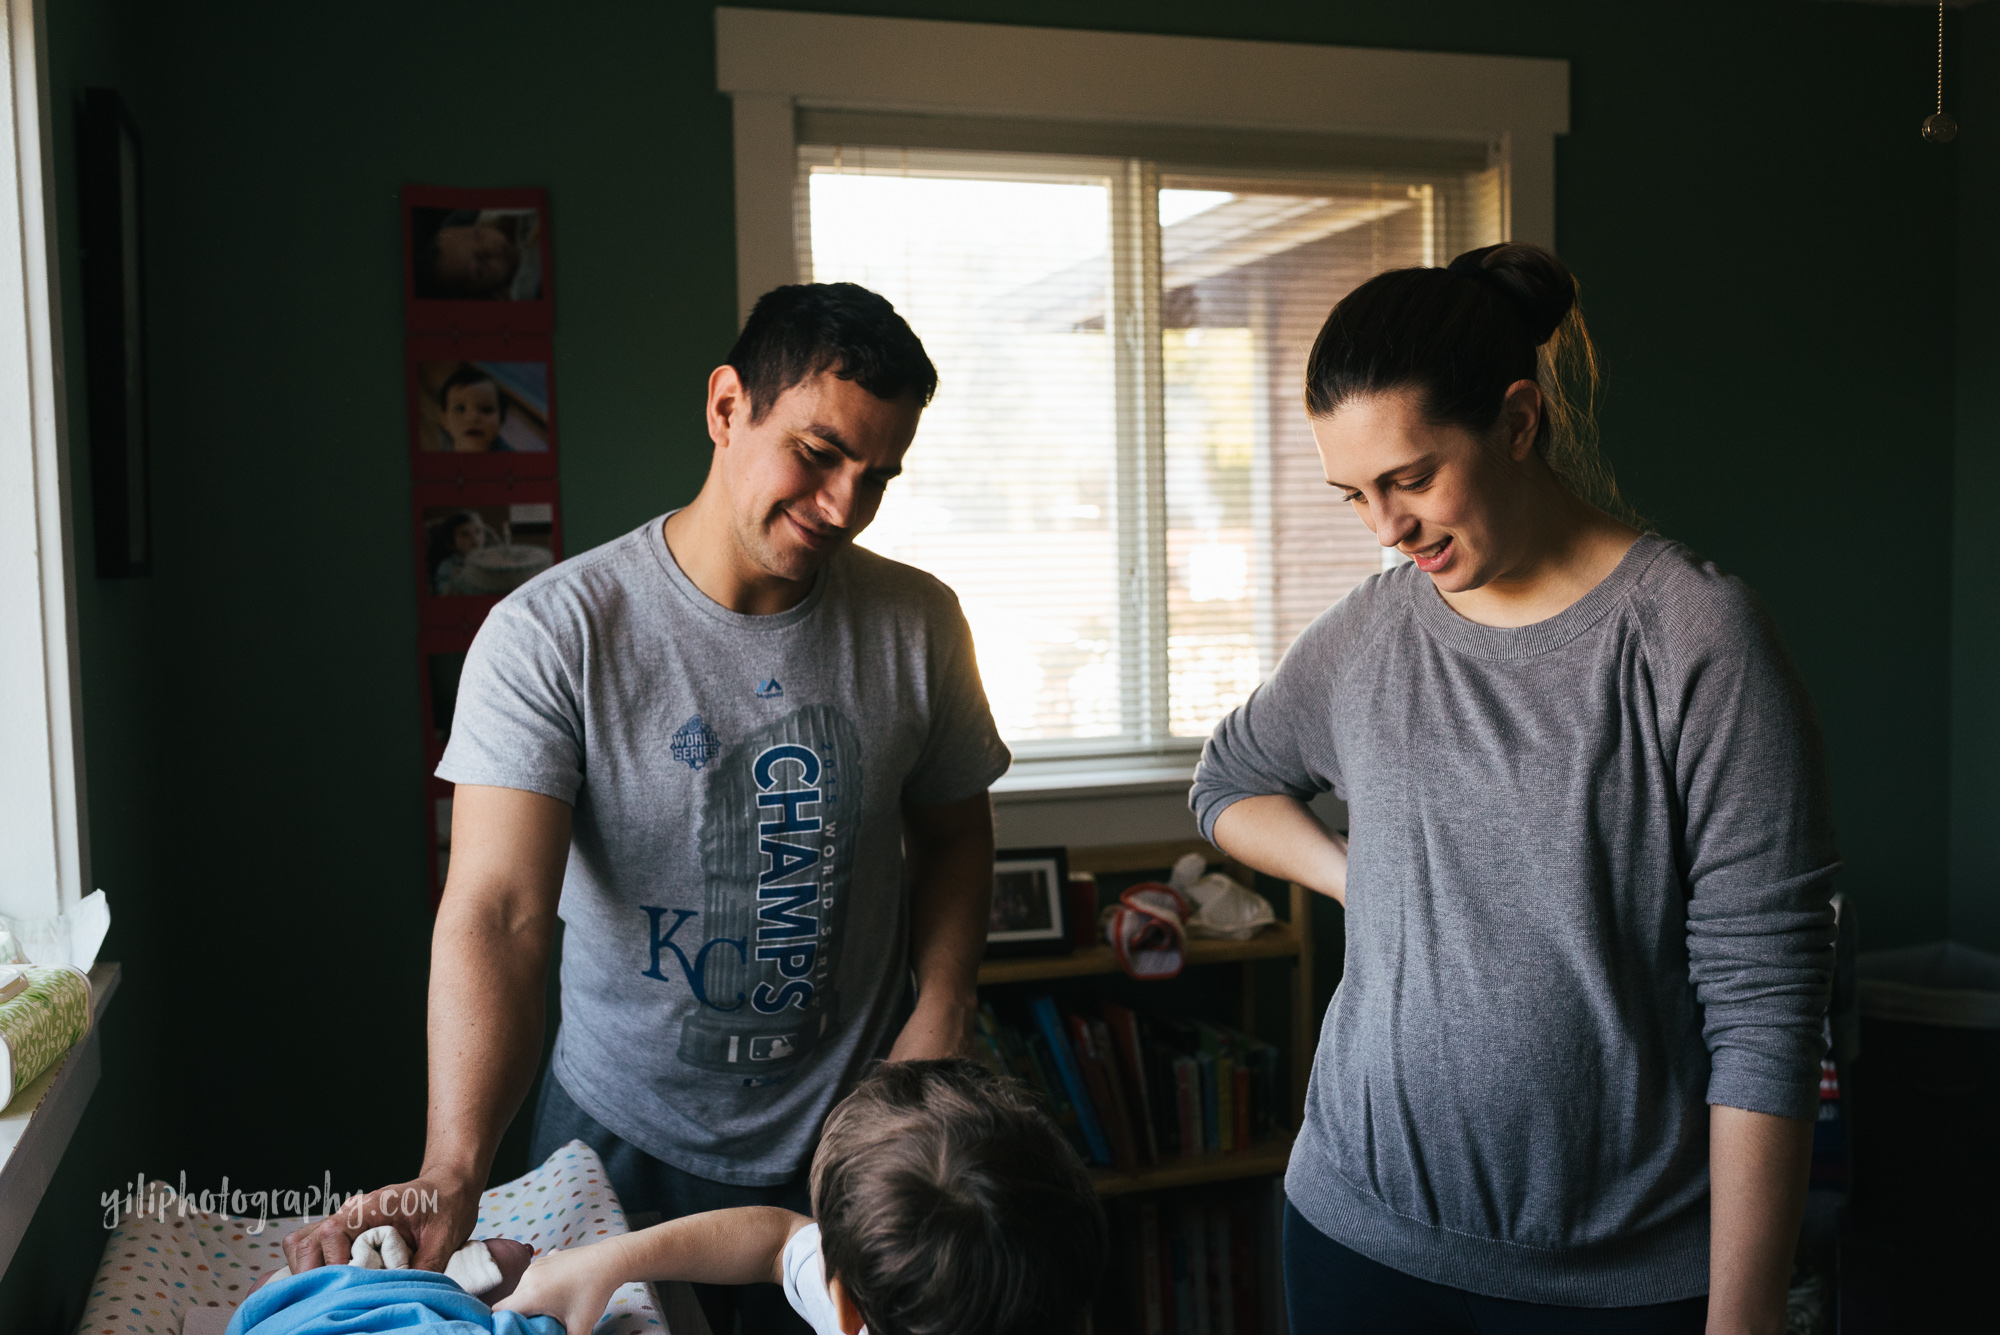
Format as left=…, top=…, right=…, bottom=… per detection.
left=985, top=846, right=1073, bottom=958
left=78, top=88, right=149, bottom=577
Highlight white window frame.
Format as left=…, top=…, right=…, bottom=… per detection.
left=716, top=9, right=1567, bottom=819
left=0, top=0, right=87, bottom=924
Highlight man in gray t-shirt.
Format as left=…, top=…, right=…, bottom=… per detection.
left=284, top=284, right=1009, bottom=1333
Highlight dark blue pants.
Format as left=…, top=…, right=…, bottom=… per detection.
left=529, top=1074, right=813, bottom=1335
left=1282, top=1201, right=1708, bottom=1334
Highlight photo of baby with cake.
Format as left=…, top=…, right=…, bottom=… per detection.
left=416, top=360, right=550, bottom=454
left=423, top=503, right=555, bottom=597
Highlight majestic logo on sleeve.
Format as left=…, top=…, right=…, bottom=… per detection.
left=648, top=704, right=860, bottom=1081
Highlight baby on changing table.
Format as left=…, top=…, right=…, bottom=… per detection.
left=205, top=1060, right=1103, bottom=1335
left=499, top=1059, right=1105, bottom=1335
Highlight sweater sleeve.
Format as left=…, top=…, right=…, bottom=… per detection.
left=1655, top=573, right=1839, bottom=1121
left=1189, top=604, right=1349, bottom=842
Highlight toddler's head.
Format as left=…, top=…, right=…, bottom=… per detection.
left=437, top=367, right=507, bottom=452
left=811, top=1058, right=1105, bottom=1335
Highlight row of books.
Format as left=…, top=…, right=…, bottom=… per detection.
left=972, top=996, right=1283, bottom=1170
left=1109, top=1188, right=1283, bottom=1335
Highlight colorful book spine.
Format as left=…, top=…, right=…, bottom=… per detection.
left=1032, top=996, right=1113, bottom=1165
left=1173, top=1056, right=1203, bottom=1157
left=1233, top=1063, right=1253, bottom=1150
left=1100, top=1001, right=1160, bottom=1165
left=1196, top=1050, right=1220, bottom=1152
left=1136, top=1199, right=1164, bottom=1335
left=1069, top=1014, right=1136, bottom=1170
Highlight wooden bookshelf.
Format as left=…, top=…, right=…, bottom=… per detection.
left=977, top=922, right=1303, bottom=985
left=976, top=838, right=1317, bottom=1194
left=1090, top=1136, right=1293, bottom=1198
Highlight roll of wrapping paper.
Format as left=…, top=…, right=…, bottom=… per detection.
left=0, top=966, right=91, bottom=1107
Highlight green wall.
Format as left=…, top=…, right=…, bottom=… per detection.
left=1952, top=6, right=2000, bottom=952
left=6, top=0, right=1978, bottom=1327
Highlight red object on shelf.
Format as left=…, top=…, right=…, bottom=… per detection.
left=1069, top=875, right=1101, bottom=949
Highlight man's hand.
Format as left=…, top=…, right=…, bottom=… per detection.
left=279, top=1169, right=480, bottom=1273
left=494, top=1240, right=627, bottom=1335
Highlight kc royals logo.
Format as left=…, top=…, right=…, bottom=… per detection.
left=670, top=714, right=719, bottom=771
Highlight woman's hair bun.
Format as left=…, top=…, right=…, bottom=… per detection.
left=1449, top=243, right=1576, bottom=347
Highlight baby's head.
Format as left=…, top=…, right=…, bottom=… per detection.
left=811, top=1058, right=1106, bottom=1335
left=436, top=367, right=507, bottom=452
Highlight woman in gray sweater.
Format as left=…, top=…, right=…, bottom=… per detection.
left=1190, top=244, right=1836, bottom=1335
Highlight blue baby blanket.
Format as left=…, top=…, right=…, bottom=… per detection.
left=223, top=1266, right=563, bottom=1335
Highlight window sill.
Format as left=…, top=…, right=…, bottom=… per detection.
left=991, top=751, right=1201, bottom=803
left=0, top=961, right=121, bottom=1279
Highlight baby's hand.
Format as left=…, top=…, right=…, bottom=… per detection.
left=493, top=1242, right=624, bottom=1335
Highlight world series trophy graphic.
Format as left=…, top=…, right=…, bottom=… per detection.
left=679, top=703, right=859, bottom=1079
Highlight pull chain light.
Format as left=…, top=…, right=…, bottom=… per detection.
left=1923, top=1, right=1958, bottom=142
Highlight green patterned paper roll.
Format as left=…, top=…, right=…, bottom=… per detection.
left=0, top=966, right=91, bottom=1108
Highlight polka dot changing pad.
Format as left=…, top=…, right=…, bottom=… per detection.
left=76, top=1139, right=666, bottom=1334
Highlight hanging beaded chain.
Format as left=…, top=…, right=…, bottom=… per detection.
left=1923, top=0, right=1958, bottom=142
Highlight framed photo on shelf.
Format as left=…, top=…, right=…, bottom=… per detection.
left=413, top=481, right=562, bottom=628
left=402, top=185, right=553, bottom=332
left=406, top=335, right=557, bottom=480
left=985, top=846, right=1072, bottom=958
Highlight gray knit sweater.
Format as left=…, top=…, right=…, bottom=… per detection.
left=1191, top=536, right=1837, bottom=1305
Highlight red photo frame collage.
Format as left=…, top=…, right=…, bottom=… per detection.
left=403, top=184, right=561, bottom=905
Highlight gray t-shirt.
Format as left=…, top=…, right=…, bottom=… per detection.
left=438, top=516, right=1010, bottom=1186
left=1191, top=535, right=1837, bottom=1305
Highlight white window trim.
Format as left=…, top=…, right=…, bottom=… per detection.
left=716, top=9, right=1567, bottom=814
left=0, top=0, right=87, bottom=923
left=717, top=7, right=1567, bottom=321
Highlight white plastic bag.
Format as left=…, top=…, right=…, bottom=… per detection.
left=1169, top=852, right=1276, bottom=941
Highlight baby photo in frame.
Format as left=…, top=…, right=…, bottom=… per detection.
left=985, top=846, right=1073, bottom=958
left=414, top=481, right=562, bottom=627
left=402, top=185, right=554, bottom=332
left=406, top=336, right=557, bottom=480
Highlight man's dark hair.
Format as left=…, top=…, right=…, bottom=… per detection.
left=726, top=282, right=937, bottom=423
left=811, top=1058, right=1105, bottom=1335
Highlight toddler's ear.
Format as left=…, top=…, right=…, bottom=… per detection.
left=827, top=1274, right=867, bottom=1335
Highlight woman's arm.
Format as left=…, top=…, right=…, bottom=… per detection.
left=1707, top=1105, right=1813, bottom=1335
left=495, top=1207, right=811, bottom=1335
left=1210, top=795, right=1349, bottom=905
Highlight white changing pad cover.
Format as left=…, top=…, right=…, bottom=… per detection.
left=77, top=1140, right=664, bottom=1334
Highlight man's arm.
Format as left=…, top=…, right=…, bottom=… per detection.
left=282, top=785, right=570, bottom=1272
left=1707, top=1105, right=1813, bottom=1335
left=1210, top=795, right=1348, bottom=905
left=887, top=790, right=993, bottom=1061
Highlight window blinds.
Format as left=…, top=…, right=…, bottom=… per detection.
left=801, top=142, right=1501, bottom=756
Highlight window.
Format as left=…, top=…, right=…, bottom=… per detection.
left=803, top=144, right=1501, bottom=758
